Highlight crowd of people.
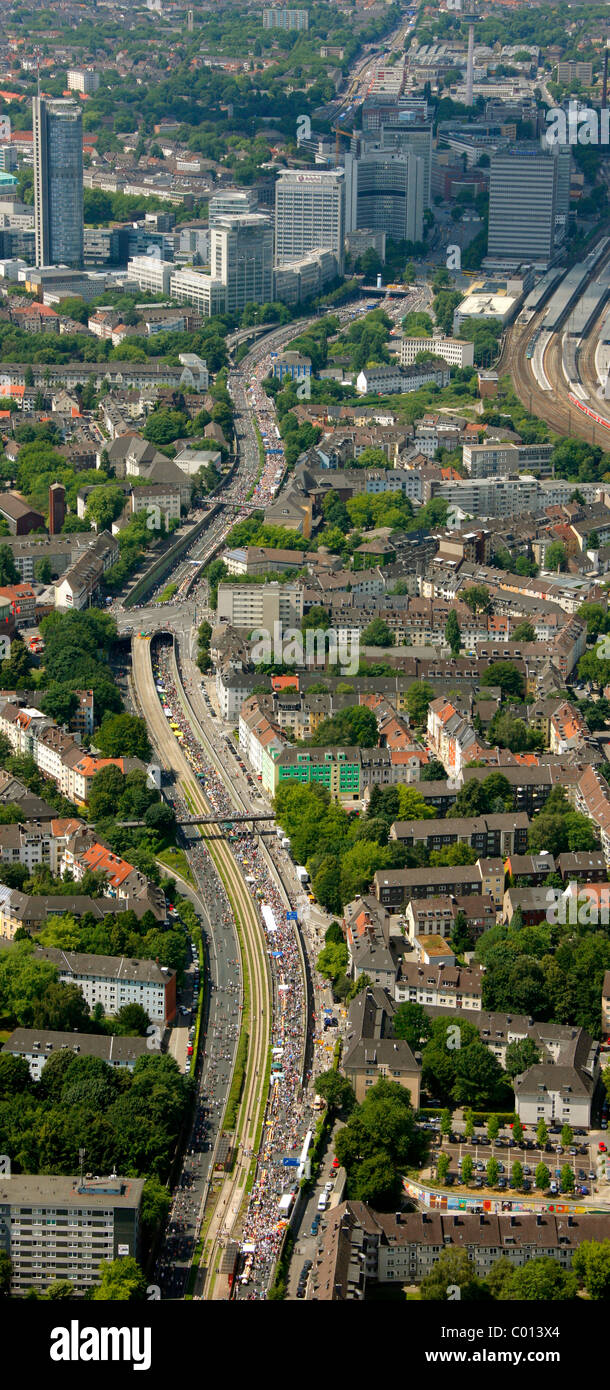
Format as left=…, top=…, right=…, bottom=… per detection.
left=151, top=638, right=315, bottom=1299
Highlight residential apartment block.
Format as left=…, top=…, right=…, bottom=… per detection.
left=3, top=1028, right=150, bottom=1080
left=0, top=1174, right=144, bottom=1296
left=35, top=946, right=177, bottom=1023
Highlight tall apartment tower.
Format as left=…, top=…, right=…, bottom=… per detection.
left=33, top=97, right=84, bottom=269
left=487, top=147, right=558, bottom=269
left=211, top=214, right=273, bottom=315
left=275, top=169, right=345, bottom=272
left=48, top=482, right=65, bottom=536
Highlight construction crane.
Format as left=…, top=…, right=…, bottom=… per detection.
left=334, top=124, right=355, bottom=166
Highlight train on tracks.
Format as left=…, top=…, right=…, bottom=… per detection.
left=567, top=392, right=610, bottom=429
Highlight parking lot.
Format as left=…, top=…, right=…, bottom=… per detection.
left=422, top=1122, right=607, bottom=1198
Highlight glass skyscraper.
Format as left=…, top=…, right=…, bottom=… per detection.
left=33, top=97, right=84, bottom=268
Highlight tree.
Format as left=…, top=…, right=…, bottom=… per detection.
left=440, top=1107, right=452, bottom=1138
left=0, top=633, right=34, bottom=688
left=572, top=1239, right=610, bottom=1298
left=484, top=1116, right=499, bottom=1147
left=510, top=1160, right=524, bottom=1188
left=85, top=483, right=126, bottom=533
left=140, top=1175, right=171, bottom=1242
left=535, top=1162, right=550, bottom=1191
left=116, top=1003, right=150, bottom=1036
left=361, top=617, right=394, bottom=648
left=536, top=1118, right=549, bottom=1146
left=545, top=540, right=568, bottom=573
left=406, top=680, right=435, bottom=725
left=353, top=1153, right=400, bottom=1206
left=0, top=1250, right=10, bottom=1297
left=144, top=802, right=176, bottom=842
left=334, top=1078, right=417, bottom=1207
left=451, top=909, right=475, bottom=954
left=419, top=759, right=446, bottom=781
left=511, top=1115, right=523, bottom=1144
left=462, top=584, right=490, bottom=615
left=445, top=608, right=462, bottom=656
left=340, top=840, right=393, bottom=906
left=0, top=545, right=18, bottom=585
left=497, top=1257, right=577, bottom=1301
left=512, top=620, right=536, bottom=641
left=504, top=1038, right=540, bottom=1078
left=561, top=1124, right=573, bottom=1147
left=92, top=1256, right=147, bottom=1301
left=393, top=1002, right=431, bottom=1052
left=34, top=558, right=53, bottom=585
left=486, top=1156, right=499, bottom=1186
left=437, top=1151, right=449, bottom=1183
left=464, top=1108, right=474, bottom=1142
left=316, top=941, right=348, bottom=985
left=420, top=1247, right=487, bottom=1301
left=461, top=1153, right=474, bottom=1184
left=452, top=1041, right=507, bottom=1109
left=0, top=1052, right=31, bottom=1099
left=40, top=684, right=79, bottom=726
left=560, top=1163, right=575, bottom=1193
left=315, top=1070, right=355, bottom=1115
left=96, top=713, right=151, bottom=761
left=88, top=763, right=125, bottom=819
left=480, top=661, right=524, bottom=700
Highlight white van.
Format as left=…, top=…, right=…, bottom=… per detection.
left=317, top=1193, right=328, bottom=1213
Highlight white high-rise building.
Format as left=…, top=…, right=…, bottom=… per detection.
left=275, top=169, right=345, bottom=273
left=211, top=214, right=273, bottom=315
left=208, top=188, right=258, bottom=226
left=67, top=69, right=100, bottom=95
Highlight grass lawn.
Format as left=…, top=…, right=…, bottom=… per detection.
left=157, top=846, right=196, bottom=888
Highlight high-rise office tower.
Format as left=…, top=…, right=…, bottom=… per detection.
left=343, top=148, right=424, bottom=244
left=211, top=214, right=273, bottom=315
left=487, top=147, right=558, bottom=268
left=33, top=97, right=84, bottom=269
left=552, top=144, right=572, bottom=226
left=379, top=126, right=433, bottom=210
left=208, top=187, right=258, bottom=226
left=274, top=170, right=345, bottom=272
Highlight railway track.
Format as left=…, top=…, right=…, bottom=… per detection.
left=131, top=634, right=272, bottom=1300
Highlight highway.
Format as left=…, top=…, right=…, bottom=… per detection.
left=131, top=633, right=273, bottom=1299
